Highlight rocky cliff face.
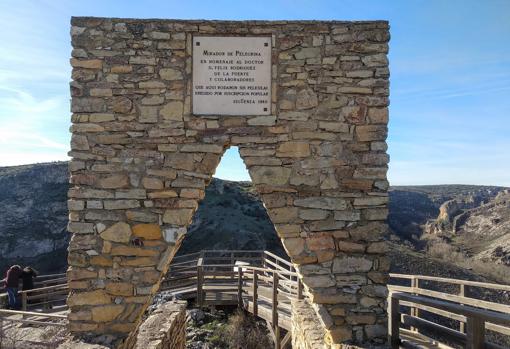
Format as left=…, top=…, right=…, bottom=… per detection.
left=429, top=190, right=510, bottom=265
left=0, top=162, right=69, bottom=274
left=1, top=162, right=509, bottom=277
left=389, top=185, right=510, bottom=269
left=389, top=185, right=506, bottom=239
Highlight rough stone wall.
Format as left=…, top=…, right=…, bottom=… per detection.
left=68, top=17, right=390, bottom=347
left=121, top=300, right=186, bottom=349
left=292, top=299, right=329, bottom=349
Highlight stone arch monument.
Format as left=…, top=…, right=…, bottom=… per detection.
left=68, top=17, right=390, bottom=348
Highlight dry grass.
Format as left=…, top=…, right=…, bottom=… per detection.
left=211, top=310, right=273, bottom=349
left=427, top=240, right=510, bottom=283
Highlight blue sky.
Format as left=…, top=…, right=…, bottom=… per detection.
left=0, top=0, right=508, bottom=186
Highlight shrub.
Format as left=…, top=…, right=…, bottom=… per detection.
left=215, top=310, right=273, bottom=349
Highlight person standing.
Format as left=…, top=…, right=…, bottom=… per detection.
left=2, top=265, right=22, bottom=309
left=21, top=266, right=39, bottom=291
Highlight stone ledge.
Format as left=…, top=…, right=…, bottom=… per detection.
left=121, top=300, right=187, bottom=349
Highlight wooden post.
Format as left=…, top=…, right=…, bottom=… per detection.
left=21, top=292, right=27, bottom=316
left=253, top=270, right=258, bottom=317
left=388, top=295, right=400, bottom=349
left=297, top=278, right=303, bottom=300
left=410, top=276, right=418, bottom=332
left=272, top=272, right=279, bottom=349
left=238, top=268, right=243, bottom=308
left=197, top=257, right=203, bottom=308
left=275, top=325, right=281, bottom=349
left=0, top=316, right=3, bottom=348
left=272, top=272, right=279, bottom=325
left=230, top=251, right=234, bottom=280
left=459, top=284, right=466, bottom=333
left=466, top=316, right=485, bottom=349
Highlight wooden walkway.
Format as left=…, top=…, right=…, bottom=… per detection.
left=3, top=254, right=510, bottom=348
left=161, top=250, right=302, bottom=348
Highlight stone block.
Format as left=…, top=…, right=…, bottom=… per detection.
left=337, top=240, right=365, bottom=253
left=294, top=197, right=347, bottom=210
left=100, top=222, right=132, bottom=243
left=111, top=246, right=159, bottom=257
left=181, top=144, right=223, bottom=153
left=247, top=115, right=276, bottom=126
left=283, top=237, right=305, bottom=256
left=68, top=290, right=111, bottom=307
left=98, top=174, right=129, bottom=189
left=162, top=208, right=194, bottom=225
left=355, top=125, right=387, bottom=141
left=91, top=305, right=125, bottom=322
left=71, top=134, right=90, bottom=150
left=250, top=166, right=291, bottom=185
left=160, top=101, right=183, bottom=120
left=106, top=282, right=134, bottom=296
left=104, top=200, right=141, bottom=210
left=299, top=209, right=329, bottom=220
left=139, top=106, right=158, bottom=123
left=276, top=142, right=310, bottom=157
left=307, top=234, right=335, bottom=250
left=68, top=222, right=95, bottom=234
left=70, top=58, right=102, bottom=69
left=294, top=47, right=320, bottom=59
left=333, top=256, right=373, bottom=273
left=295, top=88, right=318, bottom=110
left=353, top=196, right=388, bottom=207
left=142, top=177, right=164, bottom=189
left=132, top=224, right=162, bottom=240
left=160, top=68, right=183, bottom=80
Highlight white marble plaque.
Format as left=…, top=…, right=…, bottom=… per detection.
left=192, top=36, right=271, bottom=115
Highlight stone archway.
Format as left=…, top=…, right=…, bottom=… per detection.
left=68, top=17, right=390, bottom=347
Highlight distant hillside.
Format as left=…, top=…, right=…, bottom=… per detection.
left=178, top=178, right=285, bottom=256
left=388, top=185, right=506, bottom=243
left=1, top=162, right=509, bottom=283
left=0, top=162, right=69, bottom=274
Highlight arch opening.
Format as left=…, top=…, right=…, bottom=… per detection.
left=177, top=146, right=286, bottom=256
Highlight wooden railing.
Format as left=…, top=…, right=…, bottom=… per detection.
left=389, top=273, right=510, bottom=349
left=164, top=250, right=302, bottom=349
left=164, top=250, right=276, bottom=289
left=238, top=265, right=301, bottom=349
left=5, top=254, right=510, bottom=348
left=0, top=273, right=68, bottom=312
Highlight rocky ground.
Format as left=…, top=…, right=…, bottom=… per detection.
left=0, top=318, right=68, bottom=348
left=184, top=307, right=273, bottom=349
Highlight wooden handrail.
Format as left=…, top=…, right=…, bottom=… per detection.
left=390, top=273, right=510, bottom=292
left=389, top=285, right=510, bottom=314
left=264, top=251, right=294, bottom=269
left=388, top=285, right=510, bottom=349
left=21, top=284, right=68, bottom=295
left=243, top=265, right=298, bottom=278
left=36, top=273, right=66, bottom=280
left=0, top=308, right=67, bottom=318
left=392, top=291, right=510, bottom=327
